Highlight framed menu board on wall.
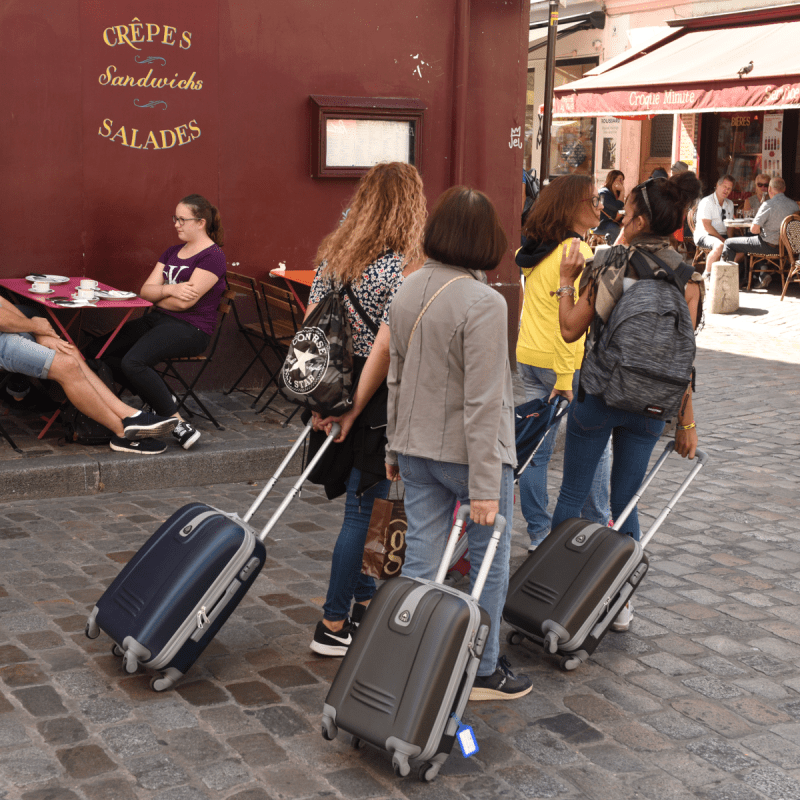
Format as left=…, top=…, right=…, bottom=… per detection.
left=310, top=96, right=425, bottom=178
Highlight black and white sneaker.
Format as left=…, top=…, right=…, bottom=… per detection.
left=173, top=420, right=201, bottom=450
left=469, top=656, right=532, bottom=701
left=122, top=411, right=179, bottom=440
left=109, top=436, right=167, bottom=454
left=310, top=620, right=354, bottom=657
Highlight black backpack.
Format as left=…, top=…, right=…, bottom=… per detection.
left=60, top=360, right=115, bottom=445
left=280, top=284, right=378, bottom=417
left=579, top=249, right=696, bottom=420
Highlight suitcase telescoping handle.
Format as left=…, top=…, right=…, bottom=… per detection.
left=434, top=504, right=507, bottom=603
left=242, top=421, right=342, bottom=542
left=614, top=442, right=709, bottom=550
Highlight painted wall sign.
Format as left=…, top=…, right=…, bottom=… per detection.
left=95, top=16, right=205, bottom=150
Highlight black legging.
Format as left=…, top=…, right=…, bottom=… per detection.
left=88, top=310, right=209, bottom=416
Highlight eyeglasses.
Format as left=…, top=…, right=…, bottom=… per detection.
left=582, top=195, right=601, bottom=208
left=756, top=182, right=769, bottom=188
left=172, top=216, right=201, bottom=225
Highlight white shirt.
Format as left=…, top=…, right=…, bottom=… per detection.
left=694, top=192, right=734, bottom=244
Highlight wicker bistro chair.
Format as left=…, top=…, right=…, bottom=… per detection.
left=687, top=206, right=711, bottom=271
left=251, top=279, right=304, bottom=426
left=154, top=289, right=236, bottom=430
left=745, top=215, right=790, bottom=291
left=224, top=270, right=276, bottom=399
left=780, top=214, right=800, bottom=301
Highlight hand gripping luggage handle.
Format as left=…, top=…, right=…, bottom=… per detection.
left=614, top=442, right=709, bottom=550
left=434, top=504, right=507, bottom=603
left=242, top=422, right=341, bottom=541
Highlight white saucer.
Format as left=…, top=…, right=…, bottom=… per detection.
left=29, top=287, right=55, bottom=294
left=25, top=274, right=69, bottom=284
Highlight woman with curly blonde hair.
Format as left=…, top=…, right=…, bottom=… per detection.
left=308, top=161, right=427, bottom=657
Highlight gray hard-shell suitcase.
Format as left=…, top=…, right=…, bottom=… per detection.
left=321, top=505, right=504, bottom=783
left=85, top=422, right=338, bottom=691
left=504, top=442, right=708, bottom=670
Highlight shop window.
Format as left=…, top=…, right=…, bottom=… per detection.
left=650, top=115, right=673, bottom=159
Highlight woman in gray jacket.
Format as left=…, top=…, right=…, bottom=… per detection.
left=385, top=187, right=532, bottom=701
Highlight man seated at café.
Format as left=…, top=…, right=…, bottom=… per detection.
left=745, top=173, right=771, bottom=216
left=694, top=174, right=735, bottom=271
left=721, top=176, right=799, bottom=290
left=0, top=299, right=178, bottom=453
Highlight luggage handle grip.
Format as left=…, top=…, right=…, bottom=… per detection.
left=254, top=423, right=341, bottom=540
left=434, top=505, right=506, bottom=603
left=614, top=442, right=708, bottom=549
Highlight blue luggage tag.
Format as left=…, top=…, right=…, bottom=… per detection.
left=452, top=713, right=479, bottom=757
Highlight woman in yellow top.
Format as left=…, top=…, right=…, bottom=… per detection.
left=515, top=174, right=611, bottom=550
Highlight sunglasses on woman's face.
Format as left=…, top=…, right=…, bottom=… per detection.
left=756, top=182, right=769, bottom=188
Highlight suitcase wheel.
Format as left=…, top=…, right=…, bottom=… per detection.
left=506, top=630, right=524, bottom=646
left=85, top=620, right=99, bottom=640
left=123, top=651, right=139, bottom=674
left=111, top=644, right=124, bottom=658
left=150, top=676, right=172, bottom=692
left=350, top=736, right=363, bottom=750
left=392, top=754, right=410, bottom=777
left=560, top=655, right=582, bottom=671
left=321, top=716, right=337, bottom=742
left=418, top=762, right=439, bottom=783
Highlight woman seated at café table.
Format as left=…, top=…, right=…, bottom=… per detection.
left=89, top=194, right=226, bottom=450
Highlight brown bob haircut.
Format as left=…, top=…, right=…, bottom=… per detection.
left=424, top=186, right=508, bottom=271
left=523, top=174, right=593, bottom=243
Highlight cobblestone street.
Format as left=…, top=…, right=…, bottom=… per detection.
left=0, top=290, right=799, bottom=800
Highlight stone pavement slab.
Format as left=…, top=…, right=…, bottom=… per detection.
left=0, top=285, right=799, bottom=798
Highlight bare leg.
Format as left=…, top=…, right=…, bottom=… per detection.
left=706, top=241, right=725, bottom=272
left=48, top=353, right=125, bottom=437
left=73, top=357, right=139, bottom=419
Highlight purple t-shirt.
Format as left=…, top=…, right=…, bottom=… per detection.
left=158, top=244, right=226, bottom=336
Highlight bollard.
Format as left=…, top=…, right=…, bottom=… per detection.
left=707, top=260, right=739, bottom=314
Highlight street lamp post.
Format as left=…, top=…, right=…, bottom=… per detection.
left=539, top=0, right=560, bottom=184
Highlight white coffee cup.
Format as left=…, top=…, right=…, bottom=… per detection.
left=77, top=287, right=95, bottom=300
left=32, top=281, right=50, bottom=292
left=80, top=279, right=98, bottom=290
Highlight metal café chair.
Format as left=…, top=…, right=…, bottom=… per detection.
left=0, top=374, right=23, bottom=453
left=745, top=214, right=790, bottom=291
left=224, top=270, right=276, bottom=400
left=687, top=206, right=711, bottom=271
left=154, top=289, right=236, bottom=430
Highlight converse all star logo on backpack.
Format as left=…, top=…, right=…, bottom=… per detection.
left=282, top=327, right=330, bottom=394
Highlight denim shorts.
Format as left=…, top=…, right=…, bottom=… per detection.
left=0, top=333, right=56, bottom=379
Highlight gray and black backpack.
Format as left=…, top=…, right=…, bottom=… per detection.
left=579, top=249, right=696, bottom=420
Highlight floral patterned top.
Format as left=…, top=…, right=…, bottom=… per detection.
left=309, top=251, right=404, bottom=357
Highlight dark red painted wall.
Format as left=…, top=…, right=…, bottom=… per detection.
left=1, top=0, right=528, bottom=386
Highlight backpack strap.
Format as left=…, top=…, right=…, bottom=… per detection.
left=631, top=249, right=693, bottom=292
left=343, top=284, right=379, bottom=336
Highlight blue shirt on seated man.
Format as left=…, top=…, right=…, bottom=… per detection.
left=0, top=299, right=178, bottom=453
left=720, top=176, right=799, bottom=289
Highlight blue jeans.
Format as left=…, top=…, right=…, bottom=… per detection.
left=551, top=393, right=665, bottom=541
left=322, top=468, right=390, bottom=622
left=398, top=455, right=513, bottom=677
left=517, top=364, right=611, bottom=545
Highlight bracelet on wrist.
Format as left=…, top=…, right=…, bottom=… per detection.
left=677, top=421, right=696, bottom=431
left=554, top=285, right=576, bottom=298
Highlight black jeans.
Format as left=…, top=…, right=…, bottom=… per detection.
left=89, top=310, right=209, bottom=416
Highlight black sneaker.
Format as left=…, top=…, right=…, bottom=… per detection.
left=310, top=619, right=354, bottom=657
left=350, top=603, right=368, bottom=627
left=109, top=436, right=167, bottom=454
left=469, top=656, right=532, bottom=701
left=122, top=411, right=179, bottom=440
left=173, top=420, right=201, bottom=450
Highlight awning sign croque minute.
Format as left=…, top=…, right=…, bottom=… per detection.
left=97, top=17, right=202, bottom=150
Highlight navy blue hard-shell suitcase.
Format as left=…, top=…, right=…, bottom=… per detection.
left=85, top=422, right=337, bottom=691
left=322, top=505, right=503, bottom=783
